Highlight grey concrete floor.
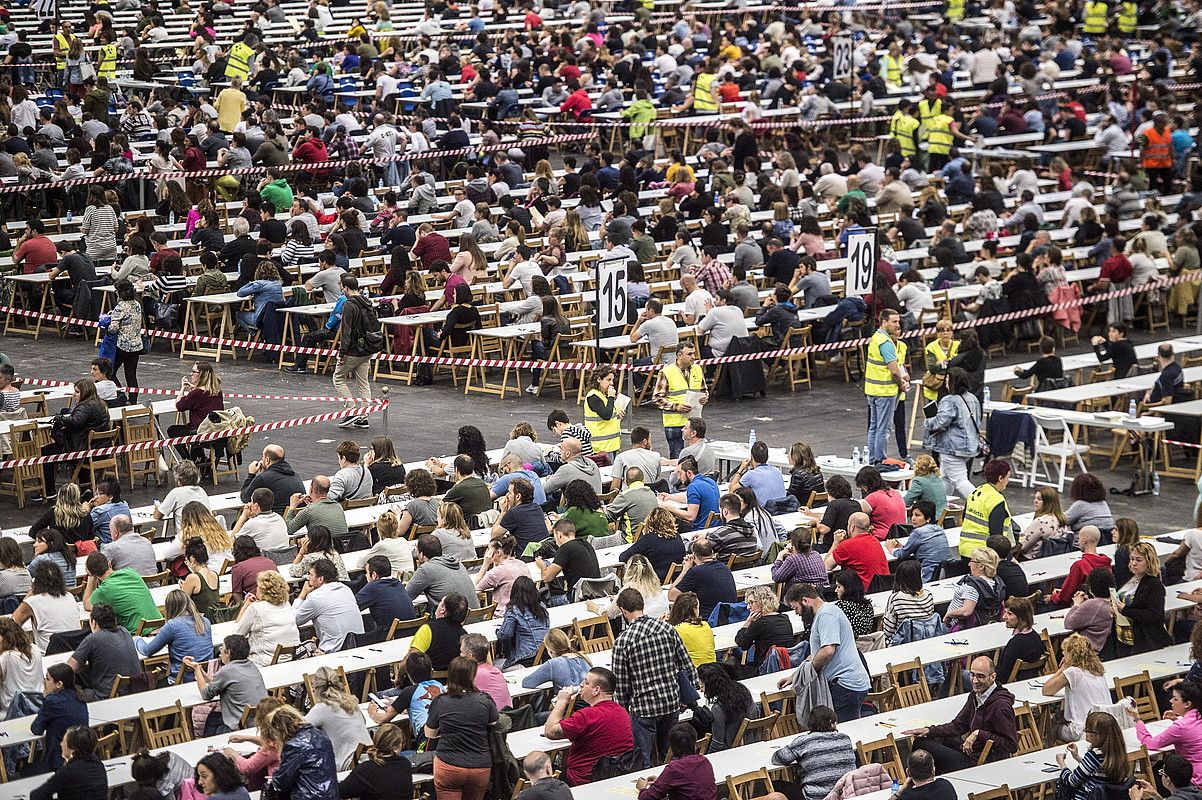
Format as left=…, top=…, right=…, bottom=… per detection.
left=2, top=321, right=1197, bottom=535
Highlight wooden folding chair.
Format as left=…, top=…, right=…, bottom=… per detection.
left=968, top=786, right=1012, bottom=800
left=138, top=701, right=193, bottom=748
left=69, top=427, right=120, bottom=493
left=1114, top=671, right=1160, bottom=722
left=856, top=734, right=905, bottom=783
left=885, top=660, right=933, bottom=707
left=725, top=768, right=775, bottom=800
left=759, top=690, right=801, bottom=738
left=572, top=616, right=615, bottom=653
left=121, top=406, right=161, bottom=489
left=730, top=712, right=780, bottom=748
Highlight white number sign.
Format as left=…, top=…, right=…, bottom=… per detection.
left=833, top=37, right=854, bottom=82
left=596, top=257, right=629, bottom=331
left=846, top=230, right=876, bottom=297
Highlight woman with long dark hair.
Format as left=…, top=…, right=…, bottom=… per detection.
left=496, top=576, right=550, bottom=668
left=29, top=724, right=106, bottom=800
left=193, top=751, right=251, bottom=800
left=31, top=663, right=89, bottom=771
left=28, top=529, right=75, bottom=587
left=425, top=657, right=499, bottom=800
left=697, top=662, right=757, bottom=751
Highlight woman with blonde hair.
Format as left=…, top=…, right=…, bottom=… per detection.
left=495, top=220, right=527, bottom=261
left=589, top=554, right=665, bottom=619
left=618, top=506, right=685, bottom=581
left=520, top=628, right=591, bottom=694
left=223, top=696, right=287, bottom=790
left=28, top=484, right=93, bottom=543
left=175, top=501, right=233, bottom=569
left=261, top=705, right=338, bottom=798
left=234, top=570, right=301, bottom=667
left=903, top=454, right=948, bottom=520
left=338, top=723, right=413, bottom=799
left=1019, top=486, right=1071, bottom=559
left=560, top=207, right=589, bottom=253
left=944, top=547, right=1004, bottom=629
left=922, top=318, right=959, bottom=412
left=135, top=589, right=212, bottom=682
left=1042, top=633, right=1111, bottom=741
left=432, top=502, right=477, bottom=562
left=450, top=233, right=487, bottom=285
left=357, top=510, right=415, bottom=576
left=534, top=159, right=557, bottom=193
left=1113, top=540, right=1172, bottom=654
left=735, top=583, right=794, bottom=676
left=306, top=665, right=372, bottom=770
left=669, top=592, right=715, bottom=667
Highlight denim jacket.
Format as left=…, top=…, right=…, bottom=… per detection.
left=236, top=279, right=284, bottom=325
left=496, top=605, right=549, bottom=663
left=892, top=523, right=952, bottom=582
left=924, top=391, right=981, bottom=458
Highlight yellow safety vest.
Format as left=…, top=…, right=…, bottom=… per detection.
left=661, top=363, right=704, bottom=428
left=890, top=111, right=921, bottom=156
left=927, top=114, right=955, bottom=154
left=53, top=32, right=70, bottom=70
left=917, top=98, right=943, bottom=139
left=1117, top=0, right=1136, bottom=32
left=922, top=339, right=960, bottom=401
left=225, top=41, right=254, bottom=81
left=946, top=0, right=965, bottom=21
left=693, top=72, right=719, bottom=112
left=883, top=54, right=903, bottom=86
left=584, top=389, right=622, bottom=454
left=98, top=43, right=118, bottom=79
left=960, top=482, right=1011, bottom=557
left=1084, top=0, right=1109, bottom=33
left=894, top=340, right=908, bottom=397
left=865, top=330, right=898, bottom=397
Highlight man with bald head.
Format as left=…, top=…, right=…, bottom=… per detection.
left=904, top=655, right=1018, bottom=771
left=541, top=437, right=604, bottom=501
left=515, top=751, right=571, bottom=799
left=101, top=515, right=156, bottom=575
left=284, top=474, right=349, bottom=538
left=1048, top=524, right=1112, bottom=604
left=241, top=443, right=304, bottom=513
left=824, top=511, right=889, bottom=592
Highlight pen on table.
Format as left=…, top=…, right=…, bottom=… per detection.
left=1032, top=572, right=1046, bottom=577
left=352, top=654, right=365, bottom=659
left=877, top=721, right=896, bottom=728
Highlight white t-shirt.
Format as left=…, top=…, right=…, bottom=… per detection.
left=24, top=593, right=82, bottom=653
left=158, top=485, right=211, bottom=533
left=241, top=512, right=290, bottom=552
left=684, top=287, right=714, bottom=321
left=1185, top=529, right=1202, bottom=579
left=353, top=537, right=415, bottom=576
left=697, top=304, right=750, bottom=356
left=1063, top=667, right=1114, bottom=732
left=453, top=198, right=475, bottom=228
left=234, top=599, right=301, bottom=667
left=0, top=647, right=43, bottom=717
left=507, top=260, right=542, bottom=296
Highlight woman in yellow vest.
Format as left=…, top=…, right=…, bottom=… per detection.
left=923, top=319, right=960, bottom=413
left=959, top=459, right=1013, bottom=558
left=881, top=44, right=905, bottom=89
left=97, top=33, right=118, bottom=81
left=583, top=366, right=624, bottom=464
left=1083, top=0, right=1109, bottom=34
left=946, top=0, right=964, bottom=21
left=1117, top=0, right=1137, bottom=32
left=890, top=100, right=922, bottom=158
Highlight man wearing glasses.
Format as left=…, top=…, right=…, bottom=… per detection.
left=902, top=656, right=1018, bottom=772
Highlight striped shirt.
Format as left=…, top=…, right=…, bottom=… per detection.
left=81, top=205, right=118, bottom=261
left=882, top=589, right=936, bottom=640
left=771, top=730, right=857, bottom=800
left=770, top=551, right=827, bottom=588
left=279, top=239, right=315, bottom=267
left=1059, top=746, right=1106, bottom=799
left=1, top=388, right=20, bottom=413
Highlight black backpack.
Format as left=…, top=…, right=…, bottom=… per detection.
left=963, top=575, right=1002, bottom=624
left=350, top=297, right=384, bottom=355
left=590, top=749, right=641, bottom=781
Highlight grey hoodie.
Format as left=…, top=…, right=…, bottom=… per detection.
left=1170, top=789, right=1202, bottom=800
left=542, top=456, right=603, bottom=497
left=406, top=555, right=480, bottom=608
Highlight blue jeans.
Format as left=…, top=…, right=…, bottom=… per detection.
left=829, top=680, right=867, bottom=722
left=822, top=297, right=867, bottom=343
left=665, top=426, right=684, bottom=459
left=632, top=712, right=678, bottom=768
left=866, top=394, right=898, bottom=463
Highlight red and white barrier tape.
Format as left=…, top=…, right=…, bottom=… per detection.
left=0, top=132, right=597, bottom=195
left=13, top=376, right=377, bottom=404
left=0, top=400, right=388, bottom=471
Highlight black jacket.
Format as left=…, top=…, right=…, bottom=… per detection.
left=54, top=399, right=110, bottom=451
left=240, top=459, right=306, bottom=513
left=340, top=294, right=377, bottom=357
left=338, top=755, right=414, bottom=800
left=30, top=755, right=108, bottom=800
left=1122, top=576, right=1173, bottom=653
left=219, top=234, right=257, bottom=273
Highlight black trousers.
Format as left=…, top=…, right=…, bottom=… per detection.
left=912, top=735, right=977, bottom=773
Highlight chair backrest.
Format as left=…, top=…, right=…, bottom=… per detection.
left=386, top=614, right=430, bottom=642
left=572, top=616, right=615, bottom=653
left=572, top=573, right=620, bottom=603
left=759, top=690, right=800, bottom=738
left=855, top=734, right=905, bottom=784
left=263, top=546, right=299, bottom=565
left=886, top=660, right=932, bottom=707
left=139, top=701, right=193, bottom=747
left=1114, top=671, right=1160, bottom=722
left=304, top=666, right=351, bottom=705
left=270, top=643, right=299, bottom=665
left=968, top=786, right=1013, bottom=800
left=1013, top=702, right=1043, bottom=755
left=725, top=767, right=775, bottom=800
left=465, top=602, right=497, bottom=623
left=1128, top=745, right=1154, bottom=784
left=730, top=712, right=780, bottom=748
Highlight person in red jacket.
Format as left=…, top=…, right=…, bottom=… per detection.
left=1047, top=526, right=1112, bottom=604
left=559, top=80, right=592, bottom=120
left=291, top=126, right=330, bottom=180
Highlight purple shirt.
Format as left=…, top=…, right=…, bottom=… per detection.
left=637, top=754, right=717, bottom=800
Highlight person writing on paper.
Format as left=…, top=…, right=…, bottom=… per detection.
left=904, top=655, right=1017, bottom=772
left=582, top=366, right=625, bottom=466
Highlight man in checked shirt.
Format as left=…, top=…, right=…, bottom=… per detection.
left=611, top=587, right=699, bottom=768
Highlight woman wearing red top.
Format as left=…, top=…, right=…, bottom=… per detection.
left=855, top=465, right=907, bottom=540
left=166, top=361, right=226, bottom=465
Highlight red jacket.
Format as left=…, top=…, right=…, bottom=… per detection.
left=292, top=138, right=330, bottom=176
left=560, top=89, right=592, bottom=119
left=1052, top=551, right=1112, bottom=603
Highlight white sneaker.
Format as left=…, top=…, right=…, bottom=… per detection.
left=525, top=385, right=540, bottom=395
left=337, top=416, right=358, bottom=428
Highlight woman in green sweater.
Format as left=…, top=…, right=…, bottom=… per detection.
left=903, top=454, right=948, bottom=521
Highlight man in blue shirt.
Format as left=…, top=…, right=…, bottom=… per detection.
left=596, top=152, right=621, bottom=191
left=786, top=583, right=871, bottom=722
left=355, top=555, right=417, bottom=643
left=730, top=441, right=786, bottom=507
left=285, top=261, right=348, bottom=373
left=657, top=455, right=719, bottom=531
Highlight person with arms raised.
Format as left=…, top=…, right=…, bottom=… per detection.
left=668, top=538, right=737, bottom=621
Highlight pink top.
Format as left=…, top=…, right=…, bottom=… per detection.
left=864, top=489, right=906, bottom=540
left=1135, top=710, right=1202, bottom=786
left=229, top=744, right=280, bottom=791
left=474, top=662, right=512, bottom=711
left=474, top=556, right=529, bottom=617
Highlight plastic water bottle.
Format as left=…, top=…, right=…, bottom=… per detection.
left=982, top=385, right=991, bottom=407
left=852, top=446, right=861, bottom=467
left=1129, top=399, right=1138, bottom=418
left=65, top=209, right=73, bottom=223
left=748, top=428, right=756, bottom=451
left=892, top=779, right=900, bottom=797
left=378, top=176, right=385, bottom=189
left=1153, top=471, right=1161, bottom=496
left=168, top=210, right=175, bottom=226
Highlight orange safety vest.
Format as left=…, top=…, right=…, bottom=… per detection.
left=1143, top=126, right=1172, bottom=169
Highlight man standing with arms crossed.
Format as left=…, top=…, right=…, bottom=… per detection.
left=864, top=309, right=909, bottom=465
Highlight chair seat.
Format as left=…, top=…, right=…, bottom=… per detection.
left=1036, top=443, right=1091, bottom=457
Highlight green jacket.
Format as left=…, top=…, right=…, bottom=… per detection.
left=259, top=178, right=294, bottom=214
left=621, top=98, right=657, bottom=139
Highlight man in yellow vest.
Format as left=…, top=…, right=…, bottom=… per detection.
left=864, top=309, right=909, bottom=465
left=916, top=87, right=943, bottom=145
left=225, top=38, right=255, bottom=82
left=97, top=32, right=118, bottom=81
left=1116, top=0, right=1137, bottom=32
left=1083, top=0, right=1109, bottom=34
left=673, top=58, right=721, bottom=115
left=960, top=460, right=1013, bottom=558
left=880, top=43, right=905, bottom=90
left=891, top=100, right=922, bottom=161
left=52, top=21, right=76, bottom=85
left=926, top=107, right=969, bottom=171
left=653, top=341, right=708, bottom=459
left=946, top=0, right=964, bottom=21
